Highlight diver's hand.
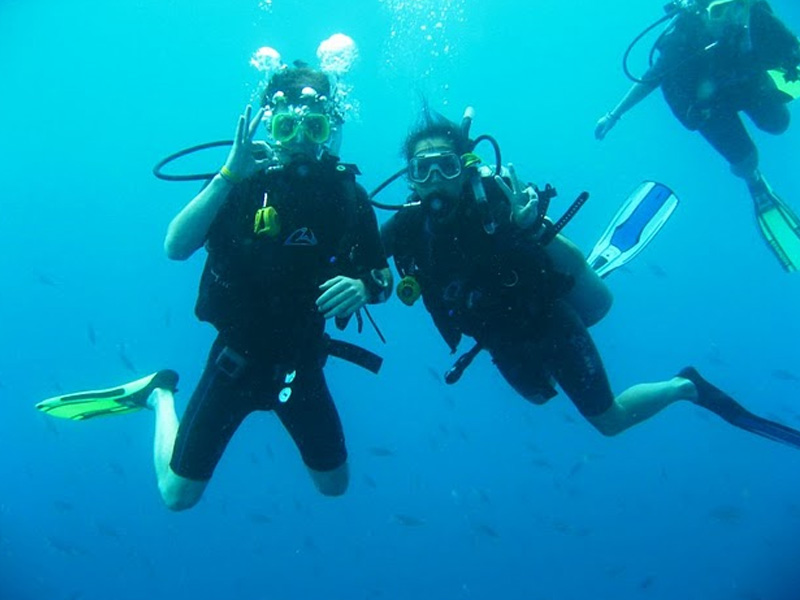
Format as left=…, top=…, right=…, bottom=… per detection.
left=594, top=112, right=619, bottom=140
left=316, top=276, right=369, bottom=319
left=221, top=105, right=274, bottom=182
left=495, top=164, right=540, bottom=229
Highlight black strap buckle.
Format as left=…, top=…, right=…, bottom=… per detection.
left=215, top=346, right=248, bottom=379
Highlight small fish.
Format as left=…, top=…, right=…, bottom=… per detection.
left=646, top=262, right=668, bottom=279
left=525, top=442, right=543, bottom=454
left=426, top=366, right=442, bottom=383
left=265, top=444, right=274, bottom=460
left=530, top=458, right=553, bottom=470
left=605, top=564, right=626, bottom=578
left=771, top=369, right=800, bottom=382
left=36, top=272, right=58, bottom=287
left=108, top=461, right=126, bottom=478
left=363, top=474, right=377, bottom=489
left=303, top=535, right=318, bottom=552
left=368, top=446, right=394, bottom=457
left=95, top=520, right=123, bottom=540
left=573, top=526, right=592, bottom=538
left=248, top=452, right=261, bottom=467
left=46, top=536, right=88, bottom=557
left=163, top=308, right=172, bottom=329
left=560, top=412, right=577, bottom=424
left=52, top=500, right=74, bottom=512
left=705, top=343, right=727, bottom=367
left=392, top=514, right=425, bottom=527
left=247, top=512, right=272, bottom=525
left=708, top=504, right=743, bottom=524
left=117, top=345, right=137, bottom=373
left=567, top=460, right=585, bottom=479
left=86, top=323, right=96, bottom=346
left=41, top=414, right=60, bottom=437
left=473, top=523, right=500, bottom=538
left=552, top=520, right=573, bottom=534
left=639, top=574, right=657, bottom=589
left=475, top=488, right=492, bottom=506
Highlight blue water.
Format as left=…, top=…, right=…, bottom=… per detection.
left=2, top=1, right=800, bottom=598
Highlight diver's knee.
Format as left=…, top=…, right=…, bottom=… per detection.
left=586, top=406, right=624, bottom=437
left=759, top=106, right=790, bottom=134
left=309, top=462, right=349, bottom=497
left=158, top=472, right=206, bottom=511
left=730, top=151, right=760, bottom=181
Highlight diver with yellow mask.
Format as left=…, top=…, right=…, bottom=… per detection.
left=36, top=38, right=393, bottom=510
left=596, top=0, right=800, bottom=272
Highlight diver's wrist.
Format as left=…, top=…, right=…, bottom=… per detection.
left=219, top=165, right=242, bottom=184
left=362, top=268, right=391, bottom=303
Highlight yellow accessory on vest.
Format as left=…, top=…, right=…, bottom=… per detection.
left=254, top=192, right=280, bottom=237
left=396, top=275, right=421, bottom=306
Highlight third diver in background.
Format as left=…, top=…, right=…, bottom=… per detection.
left=596, top=0, right=800, bottom=271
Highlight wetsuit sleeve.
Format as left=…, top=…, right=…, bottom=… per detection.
left=203, top=180, right=244, bottom=251
left=351, top=184, right=389, bottom=272
left=380, top=213, right=400, bottom=259
left=751, top=2, right=800, bottom=71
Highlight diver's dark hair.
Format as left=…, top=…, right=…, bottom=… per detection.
left=261, top=60, right=332, bottom=107
left=402, top=102, right=471, bottom=160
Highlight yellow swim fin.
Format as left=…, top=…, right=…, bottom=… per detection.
left=35, top=370, right=178, bottom=421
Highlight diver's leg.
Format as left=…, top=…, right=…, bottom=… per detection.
left=743, top=73, right=791, bottom=135
left=148, top=387, right=208, bottom=511
left=588, top=378, right=695, bottom=436
left=697, top=110, right=763, bottom=184
left=542, top=300, right=692, bottom=436
left=275, top=364, right=349, bottom=497
left=545, top=235, right=612, bottom=327
left=492, top=339, right=557, bottom=405
left=157, top=339, right=252, bottom=511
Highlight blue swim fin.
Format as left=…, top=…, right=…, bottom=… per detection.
left=587, top=181, right=679, bottom=278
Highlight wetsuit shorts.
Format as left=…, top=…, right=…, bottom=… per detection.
left=696, top=71, right=791, bottom=166
left=170, top=337, right=347, bottom=481
left=489, top=299, right=614, bottom=417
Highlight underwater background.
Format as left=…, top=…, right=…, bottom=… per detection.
left=2, top=0, right=800, bottom=598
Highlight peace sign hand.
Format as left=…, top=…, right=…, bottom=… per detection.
left=494, top=164, right=540, bottom=229
left=222, top=105, right=275, bottom=181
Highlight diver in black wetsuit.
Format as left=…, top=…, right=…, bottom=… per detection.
left=596, top=0, right=800, bottom=271
left=381, top=107, right=800, bottom=450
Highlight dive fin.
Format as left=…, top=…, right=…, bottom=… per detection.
left=768, top=69, right=800, bottom=102
left=587, top=181, right=679, bottom=278
left=679, top=367, right=800, bottom=451
left=35, top=370, right=179, bottom=421
left=752, top=180, right=800, bottom=272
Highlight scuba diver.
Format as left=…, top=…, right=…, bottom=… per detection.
left=380, top=106, right=800, bottom=449
left=595, top=0, right=800, bottom=271
left=36, top=59, right=393, bottom=509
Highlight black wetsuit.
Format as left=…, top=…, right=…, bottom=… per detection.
left=381, top=175, right=615, bottom=417
left=171, top=155, right=388, bottom=481
left=647, top=1, right=800, bottom=166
